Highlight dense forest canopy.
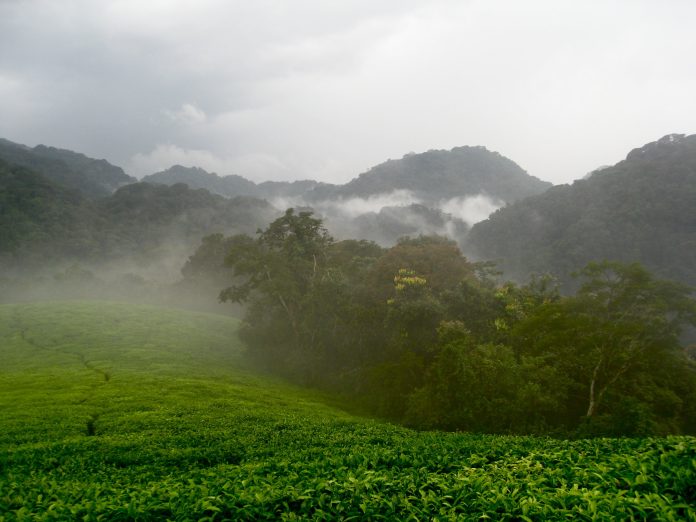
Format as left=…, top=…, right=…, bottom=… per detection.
left=466, top=134, right=696, bottom=289
left=0, top=138, right=135, bottom=198
left=310, top=146, right=552, bottom=204
left=143, top=165, right=330, bottom=201
left=0, top=165, right=277, bottom=273
left=208, top=210, right=696, bottom=437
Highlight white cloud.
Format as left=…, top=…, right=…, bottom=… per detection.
left=128, top=144, right=232, bottom=178
left=268, top=195, right=305, bottom=212
left=0, top=73, right=21, bottom=94
left=1, top=1, right=696, bottom=185
left=227, top=152, right=295, bottom=182
left=319, top=190, right=421, bottom=218
left=440, top=195, right=503, bottom=227
left=164, top=103, right=207, bottom=125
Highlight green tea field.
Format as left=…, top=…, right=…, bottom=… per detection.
left=1, top=301, right=695, bottom=520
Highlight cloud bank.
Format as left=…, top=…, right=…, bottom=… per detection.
left=267, top=189, right=503, bottom=245
left=1, top=1, right=695, bottom=184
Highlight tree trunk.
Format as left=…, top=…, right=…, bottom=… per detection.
left=586, top=358, right=602, bottom=417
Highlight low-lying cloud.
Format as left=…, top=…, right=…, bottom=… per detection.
left=266, top=189, right=503, bottom=245
left=129, top=144, right=233, bottom=178
left=440, top=194, right=503, bottom=227
left=315, top=190, right=501, bottom=227
left=322, top=190, right=421, bottom=218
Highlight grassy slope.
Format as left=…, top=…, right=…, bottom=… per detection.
left=0, top=301, right=694, bottom=521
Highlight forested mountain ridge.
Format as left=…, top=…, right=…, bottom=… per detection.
left=143, top=165, right=258, bottom=197
left=140, top=147, right=552, bottom=246
left=143, top=165, right=332, bottom=200
left=0, top=162, right=277, bottom=273
left=308, top=146, right=552, bottom=204
left=0, top=159, right=101, bottom=263
left=142, top=147, right=551, bottom=206
left=466, top=134, right=696, bottom=288
left=6, top=132, right=696, bottom=291
left=96, top=182, right=278, bottom=254
left=0, top=138, right=135, bottom=198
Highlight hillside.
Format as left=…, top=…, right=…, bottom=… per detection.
left=466, top=134, right=696, bottom=288
left=1, top=301, right=694, bottom=519
left=0, top=138, right=135, bottom=198
left=0, top=159, right=100, bottom=262
left=98, top=182, right=277, bottom=248
left=142, top=165, right=331, bottom=201
left=144, top=147, right=552, bottom=206
left=0, top=165, right=277, bottom=275
left=140, top=147, right=552, bottom=245
left=142, top=165, right=259, bottom=197
left=0, top=138, right=551, bottom=251
left=310, top=146, right=552, bottom=204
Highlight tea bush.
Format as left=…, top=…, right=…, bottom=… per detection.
left=1, top=302, right=694, bottom=520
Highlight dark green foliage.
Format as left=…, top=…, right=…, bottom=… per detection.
left=97, top=182, right=277, bottom=257
left=509, top=262, right=696, bottom=434
left=220, top=211, right=696, bottom=436
left=413, top=343, right=556, bottom=433
left=0, top=140, right=279, bottom=280
left=220, top=209, right=341, bottom=382
left=467, top=134, right=696, bottom=289
left=367, top=235, right=478, bottom=300
left=0, top=159, right=102, bottom=263
left=85, top=414, right=99, bottom=436
left=0, top=138, right=135, bottom=198
left=408, top=262, right=696, bottom=436
left=0, top=163, right=277, bottom=273
left=181, top=233, right=239, bottom=285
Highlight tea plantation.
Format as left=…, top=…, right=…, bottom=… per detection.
left=1, top=302, right=694, bottom=520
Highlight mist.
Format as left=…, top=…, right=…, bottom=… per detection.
left=440, top=194, right=503, bottom=228
left=0, top=234, right=244, bottom=315
left=318, top=190, right=421, bottom=219
left=267, top=189, right=500, bottom=246
left=3, top=2, right=696, bottom=517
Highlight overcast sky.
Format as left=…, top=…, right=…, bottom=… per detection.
left=1, top=0, right=694, bottom=185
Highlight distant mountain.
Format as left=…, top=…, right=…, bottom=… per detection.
left=0, top=138, right=135, bottom=198
left=347, top=204, right=468, bottom=246
left=257, top=179, right=334, bottom=200
left=0, top=160, right=277, bottom=273
left=0, top=158, right=100, bottom=262
left=466, top=134, right=696, bottom=288
left=142, top=147, right=550, bottom=209
left=0, top=137, right=558, bottom=261
left=308, top=146, right=552, bottom=204
left=99, top=182, right=278, bottom=249
left=142, top=165, right=258, bottom=198
left=140, top=147, right=550, bottom=246
left=142, top=165, right=333, bottom=202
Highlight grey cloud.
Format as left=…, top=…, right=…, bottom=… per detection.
left=1, top=0, right=695, bottom=184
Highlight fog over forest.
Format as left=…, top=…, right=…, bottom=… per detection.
left=2, top=2, right=696, bottom=519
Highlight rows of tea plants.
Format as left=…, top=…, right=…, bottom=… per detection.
left=1, top=302, right=695, bottom=520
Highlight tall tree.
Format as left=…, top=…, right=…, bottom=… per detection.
left=513, top=261, right=696, bottom=431
left=220, top=209, right=338, bottom=379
